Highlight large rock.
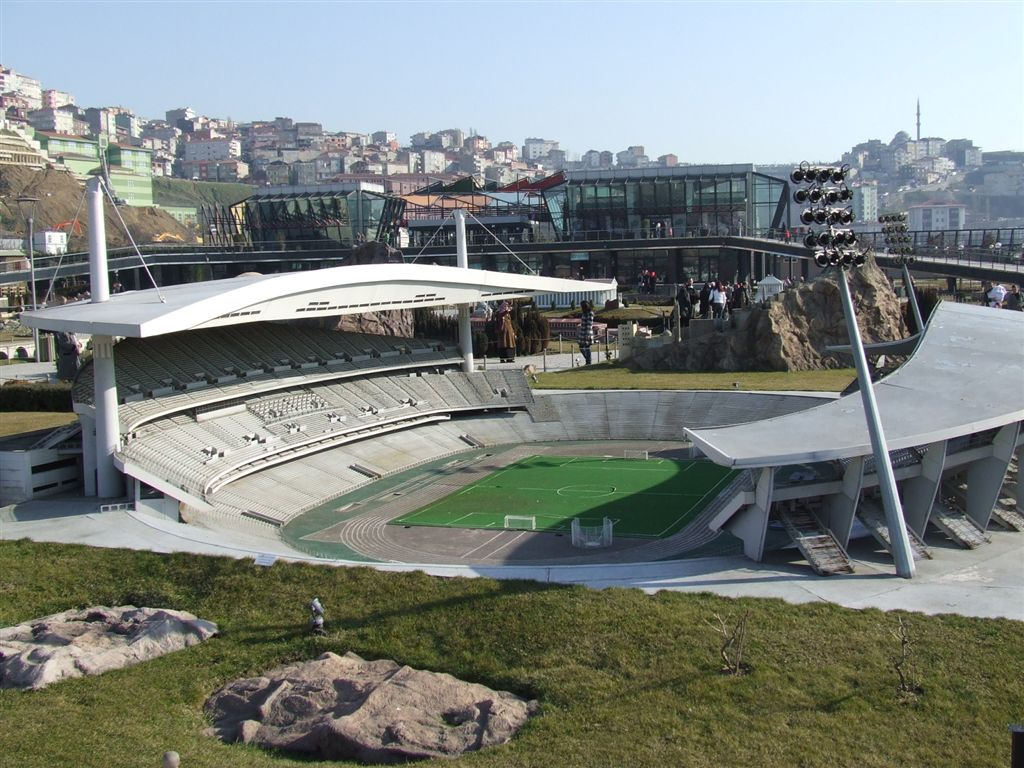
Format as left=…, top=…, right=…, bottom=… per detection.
left=334, top=309, right=414, bottom=338
left=0, top=606, right=218, bottom=690
left=629, top=257, right=908, bottom=372
left=205, top=651, right=539, bottom=764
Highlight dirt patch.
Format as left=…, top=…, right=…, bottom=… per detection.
left=0, top=166, right=193, bottom=250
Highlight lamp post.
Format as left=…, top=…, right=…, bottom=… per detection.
left=16, top=195, right=40, bottom=360
left=791, top=162, right=916, bottom=578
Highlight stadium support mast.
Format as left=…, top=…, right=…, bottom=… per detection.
left=87, top=177, right=124, bottom=498
left=454, top=208, right=474, bottom=373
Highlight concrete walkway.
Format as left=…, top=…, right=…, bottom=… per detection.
left=3, top=498, right=1020, bottom=622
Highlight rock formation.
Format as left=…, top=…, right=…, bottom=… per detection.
left=205, top=651, right=538, bottom=764
left=0, top=606, right=218, bottom=690
left=334, top=309, right=414, bottom=338
left=628, top=257, right=908, bottom=372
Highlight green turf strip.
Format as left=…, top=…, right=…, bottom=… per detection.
left=390, top=455, right=738, bottom=538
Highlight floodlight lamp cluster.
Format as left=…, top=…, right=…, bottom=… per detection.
left=791, top=162, right=864, bottom=269
left=880, top=212, right=914, bottom=263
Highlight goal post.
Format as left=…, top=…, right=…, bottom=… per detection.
left=571, top=517, right=614, bottom=548
left=503, top=514, right=537, bottom=530
left=623, top=449, right=649, bottom=460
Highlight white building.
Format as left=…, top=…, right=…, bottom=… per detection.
left=28, top=107, right=75, bottom=134
left=183, top=136, right=241, bottom=162
left=908, top=203, right=966, bottom=231
left=523, top=137, right=559, bottom=161
left=852, top=182, right=878, bottom=226
left=420, top=149, right=447, bottom=174
left=0, top=67, right=42, bottom=109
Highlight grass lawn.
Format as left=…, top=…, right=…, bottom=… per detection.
left=534, top=363, right=858, bottom=392
left=391, top=456, right=737, bottom=537
left=0, top=411, right=77, bottom=438
left=0, top=540, right=1021, bottom=768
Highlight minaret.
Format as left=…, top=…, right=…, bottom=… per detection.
left=916, top=99, right=921, bottom=141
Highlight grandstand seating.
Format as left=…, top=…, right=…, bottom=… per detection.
left=96, top=320, right=836, bottom=531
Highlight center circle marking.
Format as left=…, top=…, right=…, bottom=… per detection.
left=556, top=484, right=617, bottom=499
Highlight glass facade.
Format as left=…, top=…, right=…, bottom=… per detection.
left=221, top=166, right=791, bottom=286
left=549, top=165, right=787, bottom=240
left=226, top=187, right=388, bottom=249
left=536, top=165, right=790, bottom=284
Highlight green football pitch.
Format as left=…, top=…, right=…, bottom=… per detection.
left=390, top=455, right=739, bottom=539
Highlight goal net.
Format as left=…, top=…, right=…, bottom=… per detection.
left=623, top=449, right=649, bottom=460
left=503, top=514, right=537, bottom=530
left=571, top=517, right=614, bottom=548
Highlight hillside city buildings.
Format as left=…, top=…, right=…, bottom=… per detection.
left=1, top=65, right=1022, bottom=232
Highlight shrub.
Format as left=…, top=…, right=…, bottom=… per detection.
left=0, top=380, right=73, bottom=412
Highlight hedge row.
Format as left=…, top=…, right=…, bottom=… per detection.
left=0, top=381, right=73, bottom=412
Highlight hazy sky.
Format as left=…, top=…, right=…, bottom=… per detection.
left=2, top=0, right=1021, bottom=164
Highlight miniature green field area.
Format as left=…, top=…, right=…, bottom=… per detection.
left=390, top=455, right=738, bottom=538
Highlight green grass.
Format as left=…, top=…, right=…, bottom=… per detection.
left=0, top=540, right=1021, bottom=768
left=0, top=411, right=77, bottom=438
left=535, top=364, right=858, bottom=392
left=391, top=456, right=737, bottom=537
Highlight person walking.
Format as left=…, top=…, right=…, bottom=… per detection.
left=1003, top=285, right=1022, bottom=311
left=710, top=281, right=728, bottom=327
left=496, top=302, right=517, bottom=362
left=578, top=300, right=595, bottom=366
left=699, top=281, right=712, bottom=319
left=675, top=278, right=694, bottom=328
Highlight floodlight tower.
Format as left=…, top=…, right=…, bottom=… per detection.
left=881, top=212, right=923, bottom=332
left=791, top=162, right=916, bottom=578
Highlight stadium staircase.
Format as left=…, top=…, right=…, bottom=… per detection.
left=928, top=499, right=990, bottom=549
left=992, top=505, right=1024, bottom=531
left=856, top=499, right=932, bottom=560
left=778, top=506, right=854, bottom=576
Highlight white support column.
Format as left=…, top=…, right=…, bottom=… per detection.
left=823, top=456, right=864, bottom=549
left=79, top=412, right=97, bottom=497
left=902, top=263, right=924, bottom=333
left=92, top=334, right=123, bottom=498
left=454, top=209, right=474, bottom=373
left=1015, top=441, right=1023, bottom=514
left=725, top=467, right=773, bottom=561
left=902, top=440, right=947, bottom=537
left=837, top=269, right=915, bottom=578
left=964, top=422, right=1020, bottom=529
left=87, top=177, right=109, bottom=303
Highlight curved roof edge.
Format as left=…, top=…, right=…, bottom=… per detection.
left=22, top=264, right=615, bottom=338
left=685, top=301, right=1024, bottom=468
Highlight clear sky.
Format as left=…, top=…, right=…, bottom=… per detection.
left=2, top=0, right=1021, bottom=164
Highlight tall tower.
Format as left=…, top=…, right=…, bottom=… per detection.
left=916, top=99, right=921, bottom=141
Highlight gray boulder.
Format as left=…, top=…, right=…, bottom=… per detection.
left=205, top=651, right=538, bottom=764
left=0, top=605, right=218, bottom=690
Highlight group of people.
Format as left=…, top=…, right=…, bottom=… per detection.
left=673, top=278, right=751, bottom=328
left=636, top=267, right=659, bottom=294
left=984, top=282, right=1022, bottom=311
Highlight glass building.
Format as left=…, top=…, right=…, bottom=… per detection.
left=214, top=165, right=792, bottom=287
left=536, top=164, right=791, bottom=284
left=205, top=182, right=390, bottom=250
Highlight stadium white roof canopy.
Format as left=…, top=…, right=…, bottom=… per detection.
left=21, top=264, right=611, bottom=338
left=685, top=301, right=1024, bottom=468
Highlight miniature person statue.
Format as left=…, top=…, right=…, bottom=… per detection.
left=310, top=597, right=325, bottom=635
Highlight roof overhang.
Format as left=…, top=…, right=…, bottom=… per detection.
left=21, top=264, right=614, bottom=338
left=685, top=301, right=1024, bottom=468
